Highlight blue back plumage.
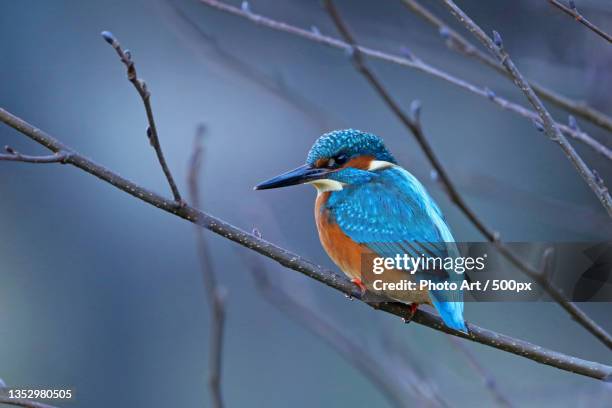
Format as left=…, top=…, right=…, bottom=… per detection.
left=325, top=164, right=467, bottom=332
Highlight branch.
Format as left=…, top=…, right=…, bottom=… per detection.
left=196, top=0, right=612, bottom=162
left=101, top=31, right=183, bottom=205
left=187, top=125, right=226, bottom=408
left=549, top=0, right=612, bottom=44
left=322, top=0, right=612, bottom=350
left=1, top=108, right=611, bottom=380
left=400, top=0, right=612, bottom=134
left=440, top=0, right=612, bottom=217
left=0, top=145, right=71, bottom=164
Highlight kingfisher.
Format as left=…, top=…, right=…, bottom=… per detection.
left=255, top=129, right=466, bottom=332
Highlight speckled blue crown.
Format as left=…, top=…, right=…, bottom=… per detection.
left=306, top=129, right=397, bottom=165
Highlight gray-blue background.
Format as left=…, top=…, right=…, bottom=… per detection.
left=1, top=0, right=611, bottom=406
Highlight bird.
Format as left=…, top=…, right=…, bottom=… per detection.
left=254, top=129, right=467, bottom=332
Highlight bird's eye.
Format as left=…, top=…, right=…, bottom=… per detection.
left=327, top=154, right=347, bottom=168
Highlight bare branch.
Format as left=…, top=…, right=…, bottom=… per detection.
left=440, top=1, right=612, bottom=348
left=0, top=145, right=70, bottom=164
left=322, top=0, right=612, bottom=350
left=1, top=108, right=612, bottom=380
left=400, top=0, right=612, bottom=134
left=187, top=124, right=226, bottom=408
left=440, top=0, right=612, bottom=217
left=448, top=336, right=515, bottom=408
left=549, top=0, right=612, bottom=44
left=101, top=30, right=183, bottom=205
left=196, top=0, right=612, bottom=161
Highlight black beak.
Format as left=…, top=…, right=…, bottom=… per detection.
left=254, top=164, right=330, bottom=190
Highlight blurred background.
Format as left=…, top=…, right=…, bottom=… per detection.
left=1, top=0, right=612, bottom=406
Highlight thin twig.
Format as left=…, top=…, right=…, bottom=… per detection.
left=101, top=31, right=183, bottom=205
left=549, top=0, right=612, bottom=44
left=440, top=0, right=612, bottom=217
left=400, top=0, right=612, bottom=134
left=1, top=108, right=611, bottom=380
left=188, top=124, right=226, bottom=408
left=322, top=0, right=612, bottom=350
left=0, top=396, right=58, bottom=408
left=241, top=246, right=415, bottom=408
left=446, top=0, right=612, bottom=315
left=448, top=336, right=515, bottom=408
left=196, top=0, right=612, bottom=161
left=0, top=145, right=70, bottom=164
left=438, top=0, right=612, bottom=347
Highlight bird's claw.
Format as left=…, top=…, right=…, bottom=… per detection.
left=402, top=303, right=419, bottom=324
left=351, top=277, right=367, bottom=298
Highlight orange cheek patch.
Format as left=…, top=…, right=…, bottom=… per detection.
left=314, top=158, right=328, bottom=168
left=344, top=155, right=374, bottom=170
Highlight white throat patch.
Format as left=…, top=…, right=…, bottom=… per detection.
left=307, top=179, right=345, bottom=193
left=368, top=160, right=395, bottom=171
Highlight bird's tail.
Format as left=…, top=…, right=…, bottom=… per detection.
left=431, top=297, right=467, bottom=333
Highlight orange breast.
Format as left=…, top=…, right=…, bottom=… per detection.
left=314, top=193, right=431, bottom=305
left=315, top=192, right=367, bottom=281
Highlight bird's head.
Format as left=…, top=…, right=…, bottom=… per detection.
left=254, top=129, right=396, bottom=192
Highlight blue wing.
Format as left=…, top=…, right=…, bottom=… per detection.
left=327, top=166, right=466, bottom=332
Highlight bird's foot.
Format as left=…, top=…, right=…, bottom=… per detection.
left=351, top=277, right=367, bottom=297
left=402, top=303, right=419, bottom=324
